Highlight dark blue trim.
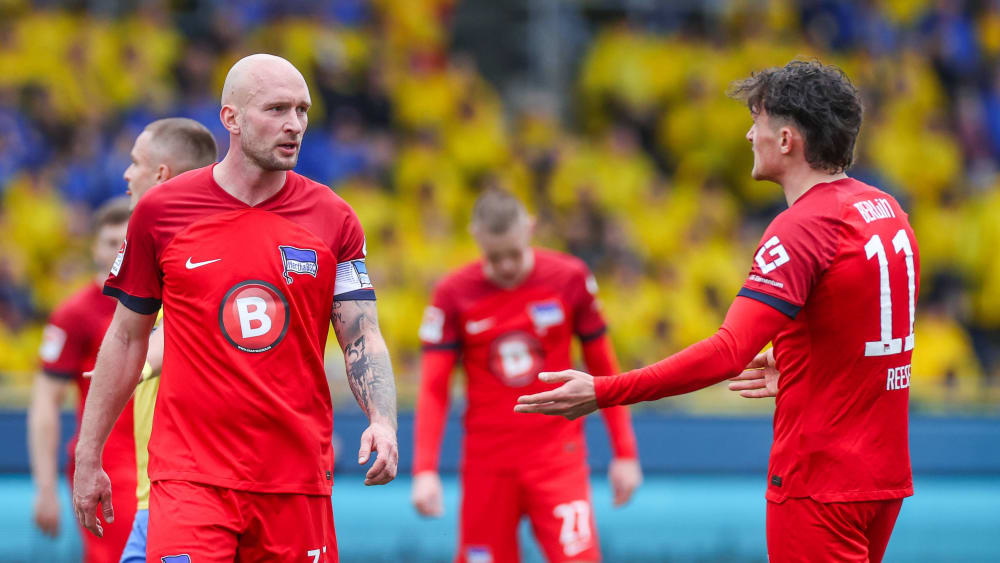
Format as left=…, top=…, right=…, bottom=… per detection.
left=422, top=342, right=460, bottom=351
left=102, top=286, right=161, bottom=315
left=334, top=289, right=376, bottom=301
left=578, top=326, right=608, bottom=343
left=737, top=288, right=800, bottom=318
left=41, top=369, right=74, bottom=381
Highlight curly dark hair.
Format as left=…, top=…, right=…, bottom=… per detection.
left=729, top=60, right=863, bottom=174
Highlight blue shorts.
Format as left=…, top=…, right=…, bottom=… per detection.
left=119, top=508, right=149, bottom=563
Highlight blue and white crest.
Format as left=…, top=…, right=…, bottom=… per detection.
left=161, top=555, right=191, bottom=563
left=279, top=245, right=318, bottom=285
left=528, top=300, right=565, bottom=333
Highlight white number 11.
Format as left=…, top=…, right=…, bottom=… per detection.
left=863, top=229, right=915, bottom=357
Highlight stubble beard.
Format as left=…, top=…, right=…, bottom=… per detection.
left=242, top=134, right=298, bottom=171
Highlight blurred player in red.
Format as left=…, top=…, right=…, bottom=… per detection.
left=71, top=54, right=399, bottom=562
left=516, top=60, right=918, bottom=563
left=413, top=189, right=641, bottom=563
left=28, top=197, right=137, bottom=562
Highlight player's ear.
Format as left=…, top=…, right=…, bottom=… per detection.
left=156, top=164, right=171, bottom=183
left=779, top=126, right=794, bottom=155
left=220, top=104, right=240, bottom=135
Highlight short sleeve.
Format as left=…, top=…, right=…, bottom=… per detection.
left=568, top=264, right=607, bottom=342
left=333, top=206, right=376, bottom=301
left=738, top=209, right=841, bottom=318
left=419, top=281, right=461, bottom=351
left=38, top=310, right=88, bottom=379
left=103, top=197, right=162, bottom=315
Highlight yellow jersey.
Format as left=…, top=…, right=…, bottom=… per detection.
left=133, top=309, right=162, bottom=510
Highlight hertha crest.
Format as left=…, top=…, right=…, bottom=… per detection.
left=278, top=245, right=318, bottom=284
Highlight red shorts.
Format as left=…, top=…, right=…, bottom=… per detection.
left=767, top=497, right=903, bottom=563
left=147, top=480, right=337, bottom=562
left=458, top=462, right=599, bottom=563
left=67, top=457, right=137, bottom=563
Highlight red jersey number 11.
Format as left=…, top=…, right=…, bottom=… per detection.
left=863, top=229, right=916, bottom=357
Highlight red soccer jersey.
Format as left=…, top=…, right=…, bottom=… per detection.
left=738, top=177, right=918, bottom=503
left=39, top=282, right=137, bottom=483
left=104, top=164, right=373, bottom=496
left=418, top=249, right=608, bottom=468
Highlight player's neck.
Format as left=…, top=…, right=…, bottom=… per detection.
left=214, top=153, right=288, bottom=207
left=779, top=164, right=848, bottom=206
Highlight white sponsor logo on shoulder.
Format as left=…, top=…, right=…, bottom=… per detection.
left=754, top=235, right=790, bottom=274
left=39, top=324, right=67, bottom=363
left=419, top=306, right=445, bottom=343
left=110, top=239, right=126, bottom=276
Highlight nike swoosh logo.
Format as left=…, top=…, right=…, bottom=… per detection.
left=186, top=257, right=221, bottom=269
left=465, top=318, right=494, bottom=335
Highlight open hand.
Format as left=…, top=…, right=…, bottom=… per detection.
left=514, top=370, right=598, bottom=420
left=728, top=349, right=779, bottom=398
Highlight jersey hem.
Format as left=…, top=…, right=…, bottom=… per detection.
left=765, top=486, right=914, bottom=504
left=102, top=286, right=162, bottom=315
left=150, top=472, right=333, bottom=496
left=737, top=288, right=801, bottom=318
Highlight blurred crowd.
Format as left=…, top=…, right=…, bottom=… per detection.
left=1, top=0, right=999, bottom=411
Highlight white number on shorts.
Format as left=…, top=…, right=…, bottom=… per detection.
left=863, top=230, right=916, bottom=357
left=306, top=546, right=327, bottom=562
left=553, top=500, right=592, bottom=557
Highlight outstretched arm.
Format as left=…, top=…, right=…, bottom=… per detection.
left=515, top=296, right=790, bottom=418
left=332, top=299, right=398, bottom=485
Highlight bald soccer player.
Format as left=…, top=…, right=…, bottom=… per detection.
left=72, top=54, right=399, bottom=562
left=116, top=117, right=218, bottom=563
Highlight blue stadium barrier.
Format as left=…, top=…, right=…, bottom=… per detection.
left=1, top=409, right=999, bottom=474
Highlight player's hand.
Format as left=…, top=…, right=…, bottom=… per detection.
left=608, top=457, right=642, bottom=507
left=728, top=349, right=779, bottom=398
left=359, top=420, right=398, bottom=486
left=71, top=454, right=113, bottom=537
left=411, top=471, right=444, bottom=517
left=33, top=487, right=61, bottom=537
left=514, top=370, right=598, bottom=420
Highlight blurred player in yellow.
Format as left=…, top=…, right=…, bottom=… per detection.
left=116, top=118, right=217, bottom=563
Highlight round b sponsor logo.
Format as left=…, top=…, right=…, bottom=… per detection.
left=219, top=280, right=290, bottom=353
left=488, top=331, right=545, bottom=387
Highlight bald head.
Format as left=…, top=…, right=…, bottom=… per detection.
left=218, top=53, right=311, bottom=172
left=221, top=54, right=308, bottom=109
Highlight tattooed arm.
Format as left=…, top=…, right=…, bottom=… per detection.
left=332, top=299, right=399, bottom=485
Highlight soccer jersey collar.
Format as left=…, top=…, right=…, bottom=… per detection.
left=793, top=176, right=854, bottom=207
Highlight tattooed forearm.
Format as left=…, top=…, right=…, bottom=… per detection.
left=333, top=301, right=398, bottom=428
